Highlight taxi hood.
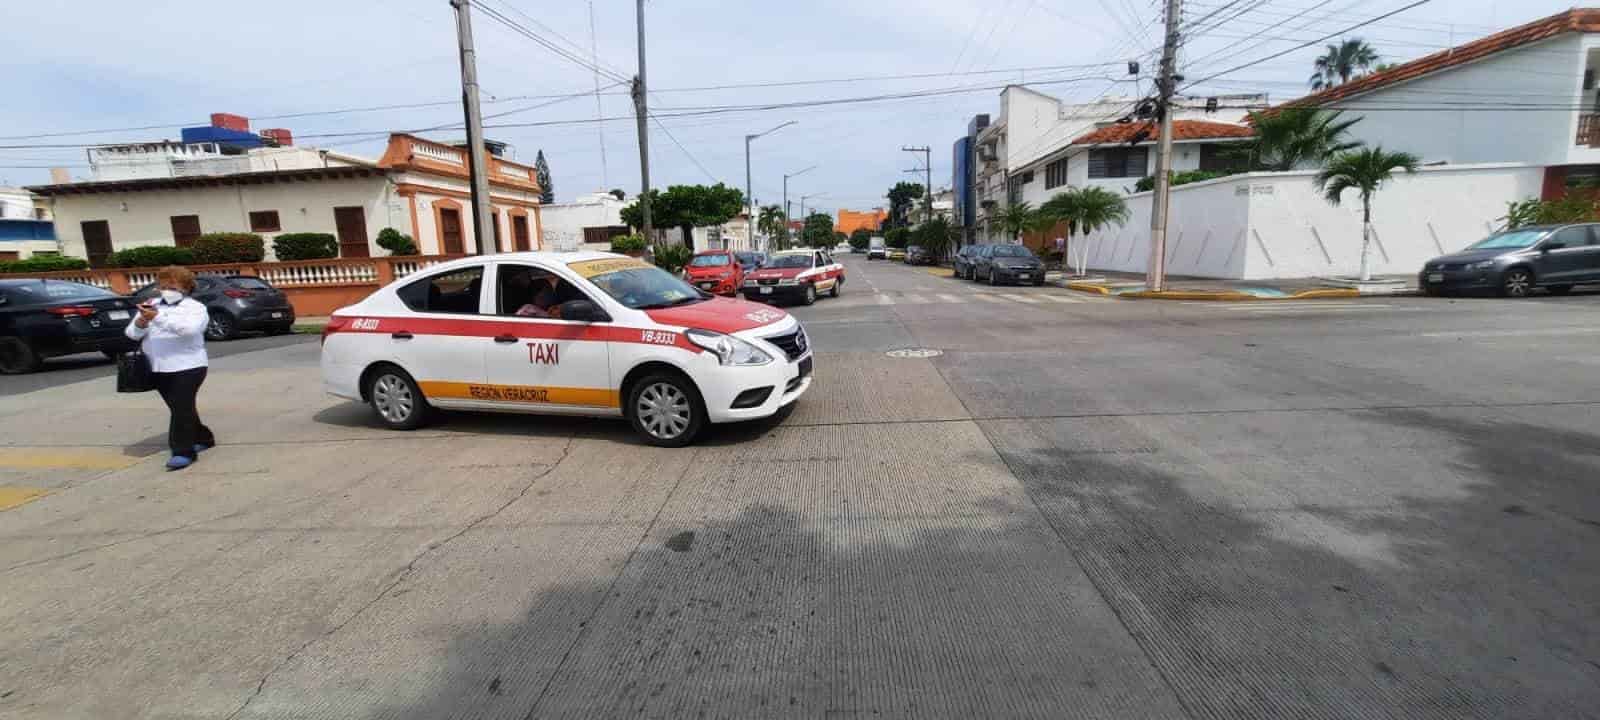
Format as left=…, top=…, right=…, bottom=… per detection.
left=643, top=296, right=789, bottom=334
left=748, top=266, right=806, bottom=280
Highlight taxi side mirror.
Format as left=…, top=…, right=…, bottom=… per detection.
left=558, top=299, right=609, bottom=323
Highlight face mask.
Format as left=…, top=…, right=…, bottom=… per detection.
left=159, top=289, right=184, bottom=305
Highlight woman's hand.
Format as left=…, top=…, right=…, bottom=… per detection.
left=136, top=303, right=158, bottom=328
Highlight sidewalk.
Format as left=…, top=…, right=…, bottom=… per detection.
left=1054, top=270, right=1419, bottom=300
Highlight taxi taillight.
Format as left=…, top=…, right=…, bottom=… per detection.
left=321, top=316, right=348, bottom=346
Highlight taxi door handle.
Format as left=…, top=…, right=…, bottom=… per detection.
left=493, top=334, right=518, bottom=344
left=390, top=331, right=413, bottom=340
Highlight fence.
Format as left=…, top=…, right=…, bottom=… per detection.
left=1074, top=163, right=1545, bottom=280
left=0, top=255, right=465, bottom=316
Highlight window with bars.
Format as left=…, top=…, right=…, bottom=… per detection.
left=1045, top=157, right=1069, bottom=189
left=1087, top=147, right=1149, bottom=179
left=248, top=210, right=281, bottom=232
left=1007, top=171, right=1033, bottom=204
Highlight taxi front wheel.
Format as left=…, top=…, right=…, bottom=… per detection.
left=367, top=365, right=430, bottom=431
left=626, top=372, right=706, bottom=447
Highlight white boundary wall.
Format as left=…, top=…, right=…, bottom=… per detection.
left=1076, top=163, right=1545, bottom=280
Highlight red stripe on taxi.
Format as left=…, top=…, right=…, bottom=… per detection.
left=325, top=315, right=703, bottom=353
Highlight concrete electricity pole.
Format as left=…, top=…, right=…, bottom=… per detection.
left=745, top=121, right=797, bottom=254
left=451, top=0, right=495, bottom=255
left=782, top=164, right=817, bottom=250
left=1146, top=0, right=1183, bottom=292
left=631, top=0, right=653, bottom=244
left=902, top=146, right=932, bottom=223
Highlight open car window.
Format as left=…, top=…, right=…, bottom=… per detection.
left=397, top=266, right=484, bottom=314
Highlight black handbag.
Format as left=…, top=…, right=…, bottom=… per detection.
left=116, top=349, right=156, bottom=393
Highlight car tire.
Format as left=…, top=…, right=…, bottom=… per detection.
left=803, top=284, right=817, bottom=306
left=1500, top=268, right=1534, bottom=298
left=205, top=311, right=238, bottom=341
left=625, top=371, right=706, bottom=447
left=0, top=337, right=43, bottom=375
left=1547, top=284, right=1573, bottom=296
left=988, top=269, right=999, bottom=286
left=366, top=365, right=430, bottom=431
left=830, top=277, right=842, bottom=298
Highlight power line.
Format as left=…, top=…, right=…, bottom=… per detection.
left=1180, top=0, right=1434, bottom=90
left=471, top=1, right=630, bottom=85
left=649, top=113, right=721, bottom=184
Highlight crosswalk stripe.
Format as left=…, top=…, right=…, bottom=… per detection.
left=936, top=293, right=963, bottom=303
left=875, top=293, right=896, bottom=305
left=1041, top=294, right=1080, bottom=304
left=974, top=294, right=1007, bottom=303
left=1004, top=295, right=1040, bottom=304
left=901, top=294, right=928, bottom=304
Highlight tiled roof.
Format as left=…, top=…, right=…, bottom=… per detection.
left=1276, top=8, right=1600, bottom=112
left=1070, top=120, right=1253, bottom=146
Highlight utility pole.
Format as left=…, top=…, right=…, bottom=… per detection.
left=782, top=164, right=817, bottom=251
left=631, top=0, right=653, bottom=244
left=1147, top=0, right=1183, bottom=292
left=902, top=146, right=932, bottom=223
left=745, top=121, right=797, bottom=254
left=452, top=0, right=495, bottom=255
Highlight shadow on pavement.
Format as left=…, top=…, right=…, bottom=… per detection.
left=986, top=408, right=1600, bottom=719
left=311, top=400, right=798, bottom=448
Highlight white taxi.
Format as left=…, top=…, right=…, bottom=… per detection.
left=320, top=251, right=813, bottom=446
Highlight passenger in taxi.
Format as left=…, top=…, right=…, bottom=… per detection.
left=500, top=267, right=565, bottom=318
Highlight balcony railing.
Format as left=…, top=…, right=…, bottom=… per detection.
left=1578, top=113, right=1600, bottom=147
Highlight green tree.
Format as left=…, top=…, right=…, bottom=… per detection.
left=1310, top=38, right=1380, bottom=90
left=609, top=188, right=626, bottom=201
left=1040, top=187, right=1131, bottom=237
left=996, top=201, right=1044, bottom=242
left=886, top=182, right=924, bottom=229
left=620, top=183, right=746, bottom=249
left=1314, top=146, right=1420, bottom=281
left=849, top=228, right=872, bottom=250
left=757, top=204, right=787, bottom=239
left=885, top=227, right=911, bottom=249
left=912, top=216, right=957, bottom=261
left=534, top=150, right=554, bottom=204
left=1502, top=194, right=1600, bottom=230
left=1242, top=108, right=1364, bottom=171
left=801, top=213, right=834, bottom=248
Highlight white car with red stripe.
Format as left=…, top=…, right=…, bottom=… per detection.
left=321, top=251, right=813, bottom=446
left=739, top=248, right=844, bottom=306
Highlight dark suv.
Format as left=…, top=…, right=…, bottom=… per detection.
left=973, top=244, right=1045, bottom=286
left=133, top=275, right=296, bottom=340
left=1420, top=223, right=1600, bottom=297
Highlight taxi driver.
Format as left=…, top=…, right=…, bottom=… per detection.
left=504, top=268, right=563, bottom=318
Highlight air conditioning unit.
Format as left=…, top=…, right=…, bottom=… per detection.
left=977, top=146, right=997, bottom=162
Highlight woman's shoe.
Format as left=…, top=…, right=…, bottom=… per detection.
left=193, top=443, right=212, bottom=454
left=166, top=456, right=194, bottom=471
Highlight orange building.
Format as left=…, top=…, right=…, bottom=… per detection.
left=836, top=208, right=887, bottom=235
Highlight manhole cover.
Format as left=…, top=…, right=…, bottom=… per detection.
left=885, top=348, right=943, bottom=359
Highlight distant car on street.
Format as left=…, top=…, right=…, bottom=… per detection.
left=954, top=243, right=989, bottom=280
left=0, top=279, right=138, bottom=374
left=850, top=245, right=866, bottom=254
left=133, top=275, right=295, bottom=341
left=834, top=242, right=852, bottom=254
left=1420, top=223, right=1600, bottom=297
left=972, top=243, right=1045, bottom=286
left=682, top=250, right=746, bottom=297
left=904, top=245, right=933, bottom=265
left=887, top=248, right=906, bottom=261
left=742, top=248, right=844, bottom=305
left=868, top=236, right=887, bottom=260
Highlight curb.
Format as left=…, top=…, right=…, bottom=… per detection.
left=1064, top=282, right=1114, bottom=296
left=922, top=267, right=956, bottom=278
left=1062, top=286, right=1367, bottom=300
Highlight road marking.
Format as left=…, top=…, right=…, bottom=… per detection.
left=901, top=294, right=928, bottom=304
left=876, top=293, right=896, bottom=305
left=974, top=294, right=1007, bottom=303
left=936, top=294, right=963, bottom=303
left=0, top=447, right=144, bottom=471
left=1041, top=294, right=1081, bottom=304
left=0, top=487, right=50, bottom=512
left=1004, top=295, right=1041, bottom=304
left=1418, top=327, right=1600, bottom=339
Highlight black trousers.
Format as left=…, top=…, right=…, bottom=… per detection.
left=153, top=367, right=215, bottom=458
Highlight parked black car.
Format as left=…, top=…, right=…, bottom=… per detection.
left=954, top=243, right=988, bottom=279
left=973, top=244, right=1046, bottom=286
left=904, top=245, right=931, bottom=265
left=1420, top=223, right=1600, bottom=297
left=133, top=275, right=295, bottom=340
left=0, top=279, right=138, bottom=374
left=735, top=251, right=767, bottom=271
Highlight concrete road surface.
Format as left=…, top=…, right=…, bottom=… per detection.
left=1, top=254, right=1597, bottom=719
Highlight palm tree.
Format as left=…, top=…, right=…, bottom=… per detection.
left=1041, top=187, right=1130, bottom=274
left=1245, top=108, right=1364, bottom=171
left=1310, top=38, right=1380, bottom=90
left=1314, top=146, right=1420, bottom=281
left=757, top=205, right=785, bottom=240
left=997, top=201, right=1040, bottom=242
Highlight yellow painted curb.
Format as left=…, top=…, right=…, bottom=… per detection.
left=1119, top=290, right=1260, bottom=301
left=0, top=487, right=49, bottom=512
left=922, top=267, right=955, bottom=278
left=1065, top=283, right=1114, bottom=296
left=0, top=447, right=144, bottom=471
left=1288, top=288, right=1362, bottom=299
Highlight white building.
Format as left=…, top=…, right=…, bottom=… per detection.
left=0, top=187, right=58, bottom=260
left=1274, top=7, right=1600, bottom=198
left=538, top=191, right=628, bottom=251
left=30, top=134, right=544, bottom=265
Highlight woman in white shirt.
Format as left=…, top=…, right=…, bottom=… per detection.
left=125, top=266, right=214, bottom=471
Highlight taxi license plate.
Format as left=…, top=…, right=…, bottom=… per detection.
left=270, top=312, right=285, bottom=319
left=107, top=310, right=130, bottom=320
left=760, top=286, right=773, bottom=294
left=1427, top=272, right=1444, bottom=283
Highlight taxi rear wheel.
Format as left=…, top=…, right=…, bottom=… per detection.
left=829, top=277, right=842, bottom=297
left=626, top=372, right=705, bottom=447
left=367, top=365, right=429, bottom=430
left=802, top=284, right=817, bottom=306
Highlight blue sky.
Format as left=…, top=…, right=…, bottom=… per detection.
left=0, top=0, right=1583, bottom=217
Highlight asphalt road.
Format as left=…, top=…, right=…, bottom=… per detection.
left=1, top=255, right=1597, bottom=719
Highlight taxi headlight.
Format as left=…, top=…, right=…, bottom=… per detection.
left=778, top=278, right=799, bottom=286
left=686, top=329, right=773, bottom=366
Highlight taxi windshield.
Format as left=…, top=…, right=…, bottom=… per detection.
left=577, top=261, right=706, bottom=310
left=689, top=254, right=731, bottom=267
left=767, top=254, right=812, bottom=269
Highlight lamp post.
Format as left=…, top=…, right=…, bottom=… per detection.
left=799, top=192, right=825, bottom=246
left=782, top=164, right=817, bottom=250
left=745, top=121, right=797, bottom=253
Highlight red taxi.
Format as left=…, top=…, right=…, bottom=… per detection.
left=739, top=249, right=844, bottom=306
left=682, top=250, right=745, bottom=296
left=321, top=252, right=813, bottom=447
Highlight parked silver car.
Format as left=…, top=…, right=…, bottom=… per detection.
left=1420, top=223, right=1600, bottom=297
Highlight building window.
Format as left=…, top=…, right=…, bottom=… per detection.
left=1087, top=147, right=1149, bottom=179
left=1199, top=144, right=1250, bottom=174
left=248, top=210, right=281, bottom=232
left=1045, top=157, right=1069, bottom=189
left=1007, top=175, right=1025, bottom=204
left=170, top=215, right=201, bottom=248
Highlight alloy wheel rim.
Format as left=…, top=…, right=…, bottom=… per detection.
left=637, top=382, right=690, bottom=439
left=373, top=374, right=414, bottom=423
left=1507, top=273, right=1530, bottom=296
left=206, top=316, right=222, bottom=338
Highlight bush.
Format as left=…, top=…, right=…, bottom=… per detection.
left=376, top=227, right=418, bottom=256
left=106, top=246, right=195, bottom=268
left=1503, top=193, right=1599, bottom=230
left=1134, top=170, right=1228, bottom=193
left=192, top=232, right=265, bottom=264
left=272, top=233, right=339, bottom=261
left=0, top=256, right=90, bottom=274
left=610, top=233, right=647, bottom=254
left=885, top=227, right=911, bottom=249
left=650, top=243, right=694, bottom=274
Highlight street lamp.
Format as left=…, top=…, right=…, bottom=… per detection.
left=799, top=192, right=826, bottom=246
left=782, top=164, right=817, bottom=250
left=745, top=121, right=797, bottom=253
